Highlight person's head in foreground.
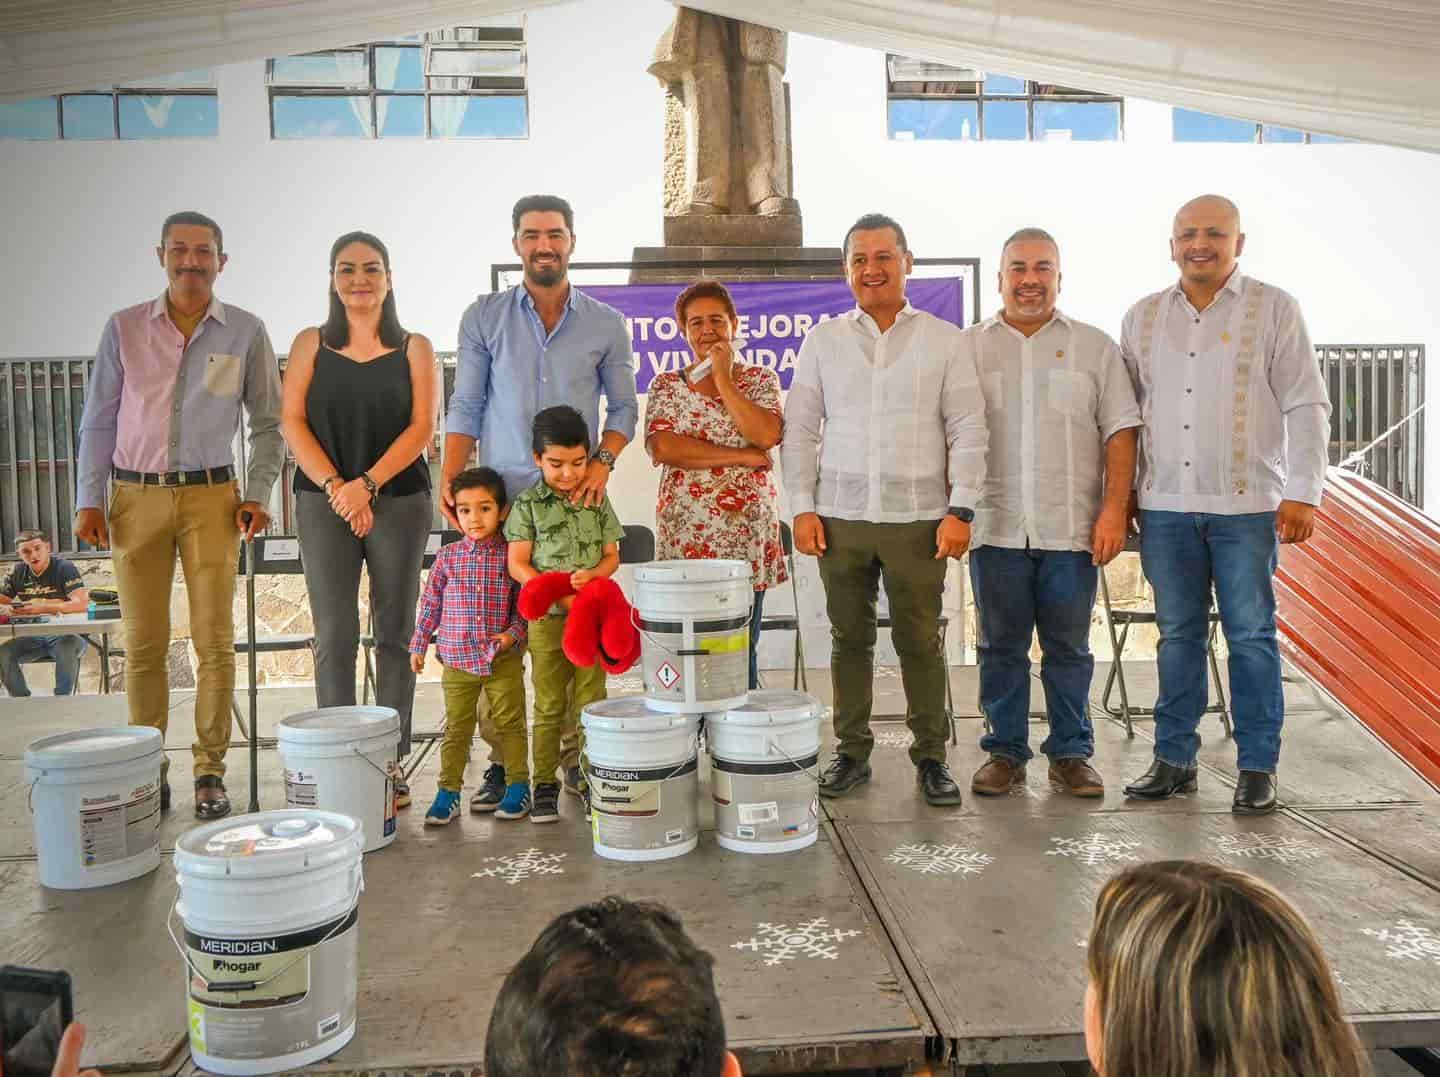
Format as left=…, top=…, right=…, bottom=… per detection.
left=484, top=896, right=741, bottom=1077
left=1085, top=859, right=1369, bottom=1077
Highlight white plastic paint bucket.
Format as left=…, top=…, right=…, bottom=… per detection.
left=634, top=559, right=752, bottom=714
left=173, top=810, right=364, bottom=1075
left=277, top=706, right=399, bottom=853
left=707, top=690, right=821, bottom=853
left=581, top=698, right=700, bottom=862
left=24, top=726, right=163, bottom=890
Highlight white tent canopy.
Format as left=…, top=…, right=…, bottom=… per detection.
left=3, top=0, right=1439, bottom=152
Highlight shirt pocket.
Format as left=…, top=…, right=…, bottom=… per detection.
left=1048, top=369, right=1093, bottom=419
left=203, top=353, right=243, bottom=398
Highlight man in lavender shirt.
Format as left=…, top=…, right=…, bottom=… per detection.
left=75, top=211, right=283, bottom=820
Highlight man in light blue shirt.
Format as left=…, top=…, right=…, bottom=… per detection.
left=441, top=194, right=637, bottom=805
left=442, top=195, right=638, bottom=519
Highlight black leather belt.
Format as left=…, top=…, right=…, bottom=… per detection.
left=113, top=465, right=235, bottom=487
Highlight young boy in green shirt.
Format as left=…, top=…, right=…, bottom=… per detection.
left=506, top=405, right=624, bottom=824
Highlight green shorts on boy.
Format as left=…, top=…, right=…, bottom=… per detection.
left=411, top=468, right=529, bottom=825
left=506, top=405, right=624, bottom=824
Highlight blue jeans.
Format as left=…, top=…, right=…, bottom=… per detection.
left=748, top=590, right=766, bottom=691
left=1140, top=510, right=1282, bottom=772
left=969, top=546, right=1097, bottom=763
left=0, top=634, right=86, bottom=696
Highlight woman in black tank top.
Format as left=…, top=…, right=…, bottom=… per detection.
left=280, top=231, right=438, bottom=797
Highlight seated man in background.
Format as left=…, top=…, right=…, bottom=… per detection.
left=485, top=896, right=741, bottom=1077
left=0, top=529, right=90, bottom=697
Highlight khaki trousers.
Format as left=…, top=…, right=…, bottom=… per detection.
left=109, top=479, right=240, bottom=779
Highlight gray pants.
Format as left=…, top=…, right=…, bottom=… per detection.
left=297, top=489, right=431, bottom=755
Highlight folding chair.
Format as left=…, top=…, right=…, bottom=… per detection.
left=231, top=536, right=313, bottom=732
left=1099, top=536, right=1233, bottom=738
left=757, top=521, right=807, bottom=691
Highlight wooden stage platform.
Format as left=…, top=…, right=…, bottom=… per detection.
left=3, top=665, right=1438, bottom=1076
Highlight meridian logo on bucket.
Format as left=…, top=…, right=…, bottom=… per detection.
left=199, top=938, right=281, bottom=955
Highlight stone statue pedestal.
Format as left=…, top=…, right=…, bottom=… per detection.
left=661, top=211, right=802, bottom=249
left=628, top=245, right=842, bottom=284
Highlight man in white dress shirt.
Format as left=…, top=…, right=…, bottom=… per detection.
left=965, top=228, right=1141, bottom=799
left=1120, top=195, right=1330, bottom=815
left=782, top=213, right=988, bottom=806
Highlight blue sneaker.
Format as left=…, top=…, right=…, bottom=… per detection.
left=424, top=788, right=461, bottom=827
left=495, top=782, right=531, bottom=820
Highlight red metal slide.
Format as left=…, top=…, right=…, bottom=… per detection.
left=1276, top=467, right=1440, bottom=789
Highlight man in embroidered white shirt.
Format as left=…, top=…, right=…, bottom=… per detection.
left=781, top=213, right=988, bottom=807
left=1120, top=195, right=1330, bottom=815
left=965, top=229, right=1141, bottom=800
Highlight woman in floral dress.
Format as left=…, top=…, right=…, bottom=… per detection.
left=644, top=280, right=786, bottom=689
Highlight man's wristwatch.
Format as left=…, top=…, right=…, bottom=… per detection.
left=592, top=448, right=617, bottom=469
left=947, top=506, right=975, bottom=523
left=359, top=472, right=379, bottom=497
left=321, top=474, right=341, bottom=496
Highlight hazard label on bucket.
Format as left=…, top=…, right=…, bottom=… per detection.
left=656, top=661, right=680, bottom=690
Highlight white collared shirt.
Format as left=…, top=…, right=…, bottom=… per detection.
left=1121, top=271, right=1331, bottom=514
left=781, top=303, right=988, bottom=523
left=966, top=311, right=1141, bottom=552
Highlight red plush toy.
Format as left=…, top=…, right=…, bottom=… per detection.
left=518, top=572, right=642, bottom=674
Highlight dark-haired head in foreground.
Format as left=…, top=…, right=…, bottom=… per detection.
left=484, top=896, right=740, bottom=1077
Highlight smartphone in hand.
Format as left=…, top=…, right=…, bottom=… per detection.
left=1, top=966, right=74, bottom=1077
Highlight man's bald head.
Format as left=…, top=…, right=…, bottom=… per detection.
left=1174, top=194, right=1241, bottom=232
left=1171, top=194, right=1246, bottom=291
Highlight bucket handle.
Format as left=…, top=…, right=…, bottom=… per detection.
left=165, top=866, right=364, bottom=995
left=763, top=735, right=821, bottom=786
left=26, top=777, right=38, bottom=814
left=350, top=745, right=400, bottom=783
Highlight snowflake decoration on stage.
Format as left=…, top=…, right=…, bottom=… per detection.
left=731, top=918, right=861, bottom=966
left=1046, top=833, right=1142, bottom=866
left=873, top=730, right=913, bottom=749
left=471, top=847, right=567, bottom=885
left=885, top=842, right=993, bottom=877
left=1363, top=919, right=1440, bottom=965
left=1210, top=832, right=1323, bottom=865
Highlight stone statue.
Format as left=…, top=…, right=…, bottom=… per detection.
left=648, top=8, right=799, bottom=222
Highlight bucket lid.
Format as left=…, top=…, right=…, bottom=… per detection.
left=710, top=689, right=820, bottom=725
left=278, top=706, right=399, bottom=743
left=24, top=726, right=162, bottom=770
left=175, top=810, right=362, bottom=879
left=633, top=559, right=751, bottom=584
left=581, top=696, right=700, bottom=731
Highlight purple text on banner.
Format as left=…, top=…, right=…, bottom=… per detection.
left=584, top=277, right=965, bottom=393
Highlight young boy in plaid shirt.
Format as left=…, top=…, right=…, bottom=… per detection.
left=506, top=406, right=624, bottom=824
left=411, top=467, right=530, bottom=824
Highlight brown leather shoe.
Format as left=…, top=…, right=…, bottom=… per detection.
left=194, top=775, right=231, bottom=820
left=1049, top=758, right=1105, bottom=798
left=971, top=755, right=1026, bottom=796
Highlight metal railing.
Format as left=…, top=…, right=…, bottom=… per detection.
left=1, top=343, right=1428, bottom=557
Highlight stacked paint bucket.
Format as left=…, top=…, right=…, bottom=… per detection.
left=581, top=559, right=823, bottom=861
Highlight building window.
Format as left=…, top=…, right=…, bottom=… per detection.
left=0, top=70, right=218, bottom=140
left=1172, top=108, right=1348, bottom=143
left=886, top=57, right=1122, bottom=142
left=267, top=21, right=527, bottom=140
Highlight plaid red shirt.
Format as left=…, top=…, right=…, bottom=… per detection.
left=410, top=534, right=527, bottom=677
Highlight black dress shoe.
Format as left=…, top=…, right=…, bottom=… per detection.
left=1232, top=770, right=1278, bottom=815
left=818, top=754, right=871, bottom=798
left=1123, top=759, right=1198, bottom=800
left=917, top=759, right=962, bottom=806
